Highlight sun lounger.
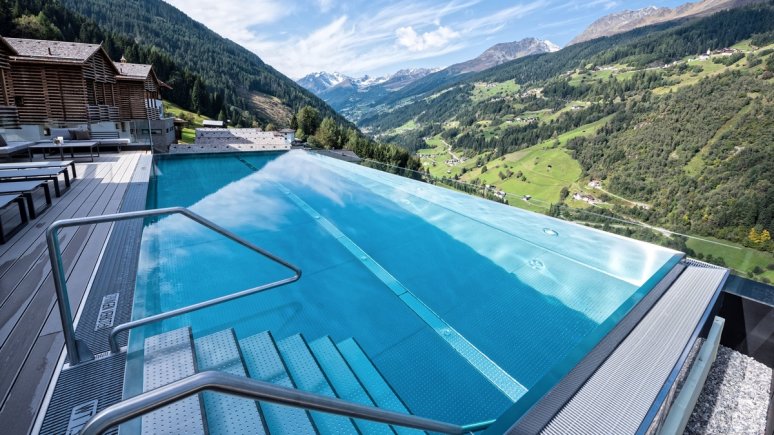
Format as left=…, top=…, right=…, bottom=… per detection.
left=0, top=180, right=52, bottom=219
left=0, top=193, right=29, bottom=244
left=0, top=137, right=34, bottom=160
left=0, top=167, right=71, bottom=197
left=0, top=160, right=77, bottom=178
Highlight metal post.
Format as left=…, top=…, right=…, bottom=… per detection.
left=146, top=102, right=154, bottom=151
left=46, top=224, right=94, bottom=365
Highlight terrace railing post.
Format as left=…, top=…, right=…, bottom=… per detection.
left=46, top=223, right=94, bottom=365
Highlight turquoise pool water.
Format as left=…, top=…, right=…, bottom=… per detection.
left=130, top=150, right=681, bottom=425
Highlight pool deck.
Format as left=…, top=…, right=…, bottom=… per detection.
left=0, top=151, right=149, bottom=435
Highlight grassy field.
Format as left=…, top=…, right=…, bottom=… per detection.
left=471, top=80, right=520, bottom=102
left=393, top=119, right=418, bottom=133
left=687, top=236, right=774, bottom=282
left=163, top=100, right=211, bottom=143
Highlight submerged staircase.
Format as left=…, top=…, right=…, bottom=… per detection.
left=140, top=327, right=424, bottom=434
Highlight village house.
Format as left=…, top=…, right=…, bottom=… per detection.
left=114, top=57, right=175, bottom=148
left=0, top=36, right=175, bottom=150
left=573, top=192, right=598, bottom=204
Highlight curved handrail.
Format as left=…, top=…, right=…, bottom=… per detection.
left=46, top=207, right=301, bottom=365
left=79, top=371, right=489, bottom=435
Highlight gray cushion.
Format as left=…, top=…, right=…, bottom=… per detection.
left=0, top=135, right=6, bottom=147
left=73, top=129, right=91, bottom=140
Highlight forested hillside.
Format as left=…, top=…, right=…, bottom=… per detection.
left=0, top=0, right=421, bottom=169
left=0, top=0, right=346, bottom=128
left=364, top=1, right=774, bottom=279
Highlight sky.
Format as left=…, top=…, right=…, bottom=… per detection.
left=164, top=0, right=689, bottom=79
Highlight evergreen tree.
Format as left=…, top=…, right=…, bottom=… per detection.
left=191, top=78, right=205, bottom=115
left=296, top=106, right=320, bottom=140
left=316, top=117, right=340, bottom=149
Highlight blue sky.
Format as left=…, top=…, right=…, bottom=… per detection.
left=165, top=0, right=688, bottom=78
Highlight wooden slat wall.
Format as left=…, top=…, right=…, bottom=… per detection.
left=83, top=51, right=119, bottom=122
left=11, top=62, right=89, bottom=124
left=0, top=69, right=12, bottom=107
left=0, top=105, right=19, bottom=129
left=0, top=44, right=15, bottom=113
left=117, top=80, right=150, bottom=120
left=0, top=47, right=9, bottom=70
left=5, top=47, right=159, bottom=126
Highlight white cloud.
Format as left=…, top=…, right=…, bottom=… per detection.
left=396, top=26, right=460, bottom=52
left=165, top=0, right=548, bottom=78
left=315, top=0, right=334, bottom=12
left=165, top=0, right=289, bottom=42
left=459, top=1, right=546, bottom=34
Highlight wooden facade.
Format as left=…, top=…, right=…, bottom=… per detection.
left=5, top=38, right=120, bottom=125
left=0, top=38, right=19, bottom=128
left=0, top=36, right=168, bottom=132
left=115, top=62, right=167, bottom=120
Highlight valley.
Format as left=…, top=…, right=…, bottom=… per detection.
left=361, top=12, right=774, bottom=281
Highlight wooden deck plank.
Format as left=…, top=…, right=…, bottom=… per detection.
left=0, top=157, right=126, bottom=272
left=0, top=159, right=116, bottom=258
left=0, top=153, right=138, bottom=399
left=0, top=154, right=137, bottom=346
left=0, top=152, right=144, bottom=421
left=0, top=332, right=63, bottom=435
left=0, top=159, right=125, bottom=303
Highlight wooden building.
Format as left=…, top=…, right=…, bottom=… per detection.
left=0, top=37, right=18, bottom=128
left=114, top=60, right=169, bottom=121
left=5, top=38, right=120, bottom=125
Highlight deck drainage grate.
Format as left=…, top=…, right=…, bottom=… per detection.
left=66, top=400, right=98, bottom=435
left=94, top=293, right=119, bottom=330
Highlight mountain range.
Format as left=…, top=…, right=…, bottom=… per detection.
left=569, top=0, right=764, bottom=44
left=298, top=38, right=559, bottom=120
left=297, top=68, right=441, bottom=95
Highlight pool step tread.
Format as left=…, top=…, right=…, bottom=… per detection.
left=239, top=331, right=317, bottom=435
left=194, top=329, right=267, bottom=435
left=142, top=327, right=206, bottom=435
left=309, top=336, right=395, bottom=435
left=276, top=334, right=359, bottom=435
left=337, top=338, right=424, bottom=435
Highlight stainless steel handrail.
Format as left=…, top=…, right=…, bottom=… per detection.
left=46, top=206, right=302, bottom=365
left=79, top=371, right=491, bottom=435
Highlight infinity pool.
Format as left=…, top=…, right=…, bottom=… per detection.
left=129, top=150, right=681, bottom=424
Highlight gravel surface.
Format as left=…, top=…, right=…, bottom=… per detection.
left=685, top=345, right=772, bottom=435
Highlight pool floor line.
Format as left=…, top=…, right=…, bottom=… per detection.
left=271, top=180, right=527, bottom=402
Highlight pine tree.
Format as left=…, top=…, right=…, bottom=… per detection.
left=191, top=78, right=205, bottom=115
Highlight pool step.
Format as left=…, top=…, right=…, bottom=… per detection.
left=141, top=327, right=206, bottom=435
left=276, top=334, right=359, bottom=434
left=337, top=338, right=424, bottom=435
left=308, top=336, right=395, bottom=434
left=194, top=329, right=267, bottom=435
left=140, top=329, right=422, bottom=434
left=239, top=331, right=317, bottom=434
